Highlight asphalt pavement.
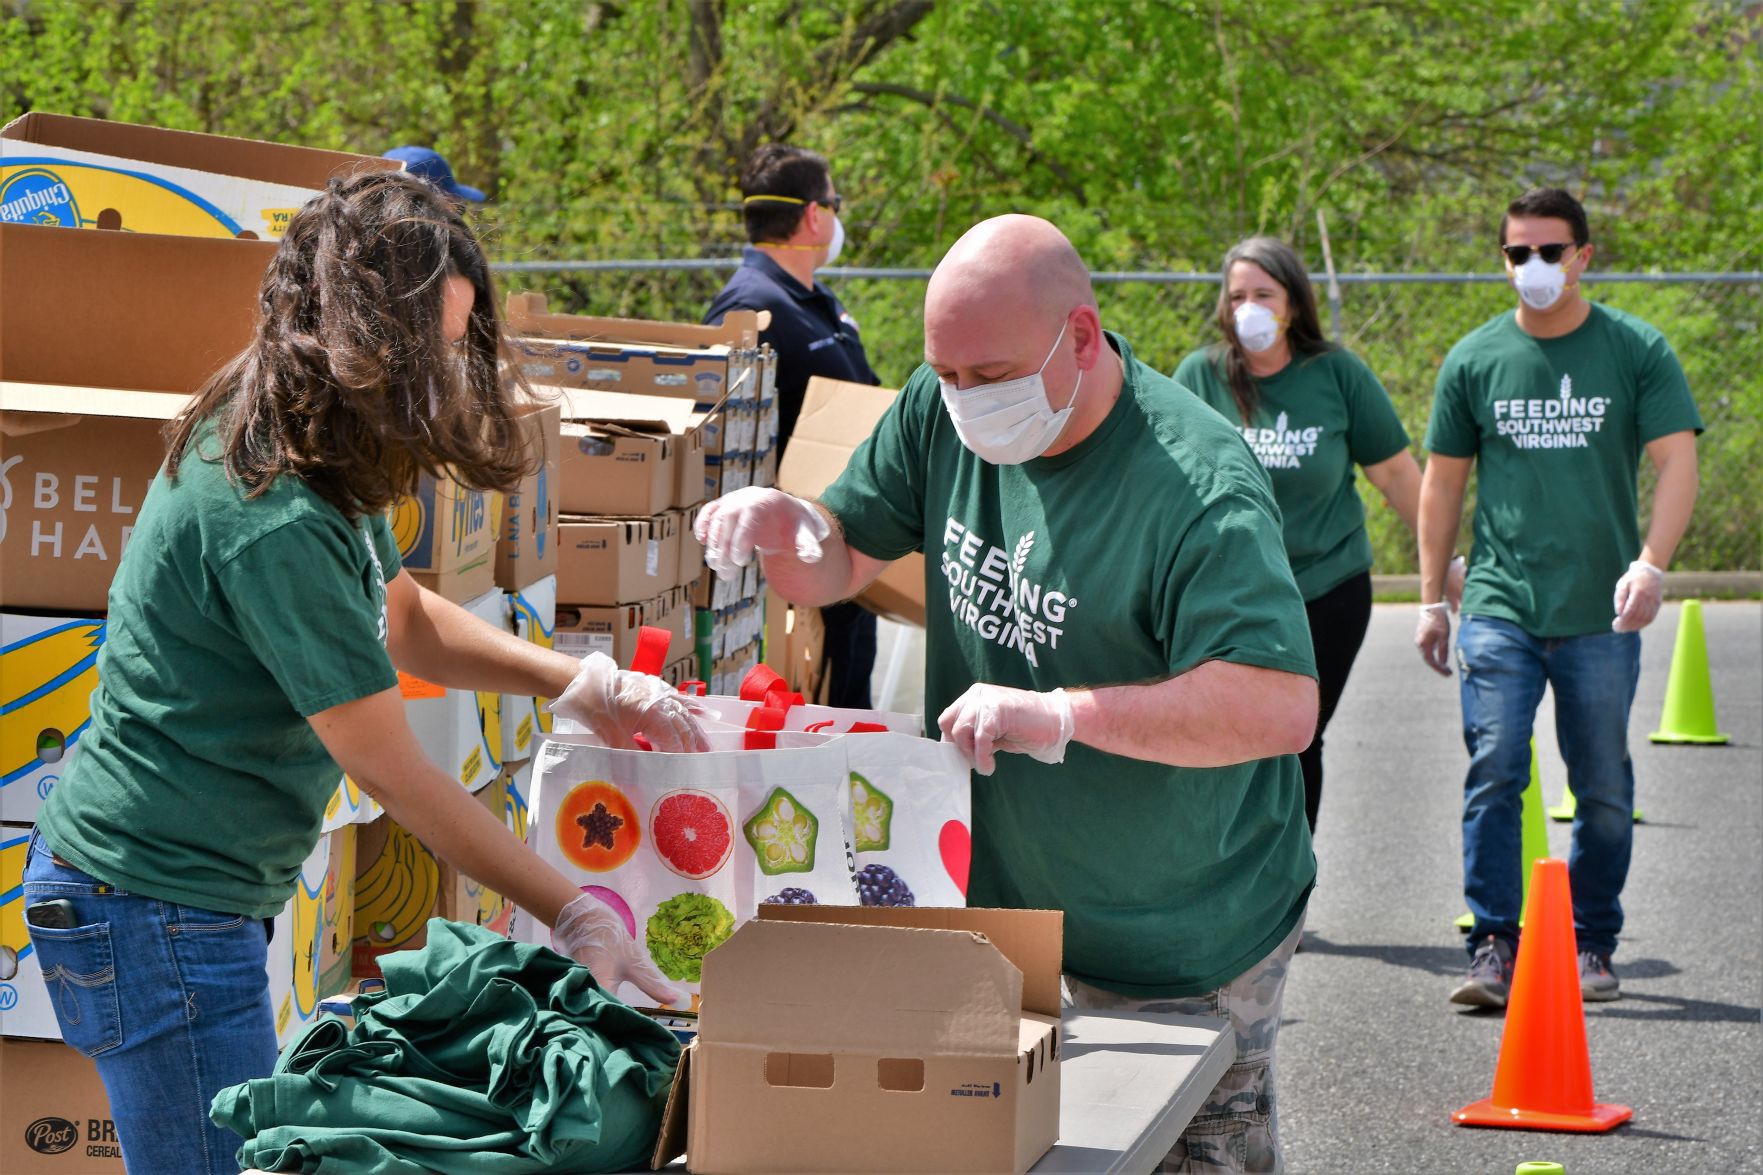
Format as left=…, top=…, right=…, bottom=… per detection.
left=1281, top=601, right=1762, bottom=1174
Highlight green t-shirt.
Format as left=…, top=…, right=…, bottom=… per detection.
left=1173, top=347, right=1410, bottom=600
left=1424, top=304, right=1703, bottom=637
left=820, top=333, right=1317, bottom=997
left=38, top=425, right=403, bottom=919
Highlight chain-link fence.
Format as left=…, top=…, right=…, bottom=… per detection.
left=494, top=262, right=1762, bottom=573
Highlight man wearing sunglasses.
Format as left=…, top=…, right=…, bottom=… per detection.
left=1416, top=187, right=1703, bottom=1008
left=705, top=144, right=881, bottom=707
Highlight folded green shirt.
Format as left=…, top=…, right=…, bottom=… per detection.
left=212, top=920, right=681, bottom=1173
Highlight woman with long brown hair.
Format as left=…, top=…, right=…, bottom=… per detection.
left=20, top=171, right=702, bottom=1172
left=1173, top=236, right=1456, bottom=837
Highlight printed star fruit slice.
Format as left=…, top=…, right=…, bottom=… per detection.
left=743, top=786, right=819, bottom=875
left=848, top=772, right=894, bottom=853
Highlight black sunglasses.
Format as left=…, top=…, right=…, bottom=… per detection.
left=1501, top=242, right=1578, bottom=266
left=819, top=194, right=843, bottom=214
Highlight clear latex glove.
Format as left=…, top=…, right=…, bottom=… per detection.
left=548, top=652, right=709, bottom=752
left=552, top=890, right=685, bottom=1008
left=1446, top=555, right=1467, bottom=613
left=1612, top=560, right=1665, bottom=633
left=1416, top=603, right=1453, bottom=677
left=693, top=486, right=831, bottom=578
left=937, top=684, right=1075, bottom=777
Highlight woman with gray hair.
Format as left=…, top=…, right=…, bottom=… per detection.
left=1173, top=236, right=1452, bottom=835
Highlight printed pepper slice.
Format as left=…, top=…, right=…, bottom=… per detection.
left=848, top=771, right=894, bottom=853
left=743, top=786, right=819, bottom=875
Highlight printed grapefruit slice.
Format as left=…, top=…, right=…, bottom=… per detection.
left=650, top=789, right=735, bottom=880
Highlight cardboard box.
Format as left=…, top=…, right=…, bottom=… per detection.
left=0, top=822, right=58, bottom=1039
left=675, top=507, right=705, bottom=587
left=778, top=377, right=927, bottom=627
left=0, top=223, right=277, bottom=611
left=502, top=575, right=557, bottom=763
left=392, top=477, right=498, bottom=605
left=496, top=401, right=561, bottom=591
left=399, top=587, right=504, bottom=790
left=352, top=775, right=513, bottom=976
left=556, top=512, right=680, bottom=606
left=266, top=825, right=357, bottom=1047
left=1, top=111, right=396, bottom=239
left=0, top=1036, right=124, bottom=1172
left=763, top=592, right=827, bottom=704
left=667, top=906, right=1063, bottom=1173
left=554, top=600, right=644, bottom=667
left=1, top=614, right=104, bottom=822
left=558, top=418, right=676, bottom=517
left=550, top=385, right=710, bottom=510
left=505, top=292, right=766, bottom=349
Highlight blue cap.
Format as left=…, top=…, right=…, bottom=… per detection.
left=382, top=146, right=486, bottom=203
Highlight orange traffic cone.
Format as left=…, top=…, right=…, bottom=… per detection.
left=1454, top=858, right=1632, bottom=1132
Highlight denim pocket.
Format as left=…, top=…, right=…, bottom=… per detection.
left=24, top=918, right=123, bottom=1058
left=165, top=903, right=247, bottom=933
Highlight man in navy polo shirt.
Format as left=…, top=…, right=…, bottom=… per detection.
left=705, top=144, right=882, bottom=707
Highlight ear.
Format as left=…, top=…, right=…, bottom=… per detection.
left=1573, top=243, right=1594, bottom=273
left=1071, top=306, right=1105, bottom=371
left=796, top=200, right=825, bottom=242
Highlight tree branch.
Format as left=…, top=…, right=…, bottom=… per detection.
left=849, top=81, right=1089, bottom=207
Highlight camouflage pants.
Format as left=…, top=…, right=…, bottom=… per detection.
left=1063, top=919, right=1303, bottom=1173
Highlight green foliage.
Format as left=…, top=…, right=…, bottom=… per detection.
left=3, top=0, right=1757, bottom=568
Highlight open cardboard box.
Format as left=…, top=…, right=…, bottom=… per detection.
left=496, top=400, right=561, bottom=591
left=1, top=111, right=396, bottom=239
left=505, top=292, right=767, bottom=350
left=0, top=222, right=276, bottom=611
left=776, top=377, right=925, bottom=627
left=655, top=906, right=1063, bottom=1174
left=552, top=385, right=711, bottom=511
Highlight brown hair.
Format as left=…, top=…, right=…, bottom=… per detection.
left=1210, top=236, right=1334, bottom=424
left=165, top=169, right=532, bottom=519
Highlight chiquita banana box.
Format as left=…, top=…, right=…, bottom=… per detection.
left=265, top=826, right=356, bottom=1047
left=0, top=615, right=104, bottom=823
left=0, top=824, right=64, bottom=1038
left=502, top=575, right=557, bottom=764
left=397, top=587, right=504, bottom=794
left=0, top=112, right=397, bottom=239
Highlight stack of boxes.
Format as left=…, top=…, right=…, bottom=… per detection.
left=0, top=116, right=401, bottom=1169
left=504, top=294, right=780, bottom=689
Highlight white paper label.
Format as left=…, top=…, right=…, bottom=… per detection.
left=586, top=368, right=623, bottom=382
left=646, top=539, right=660, bottom=576
left=556, top=632, right=613, bottom=660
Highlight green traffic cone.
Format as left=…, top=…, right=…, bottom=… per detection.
left=1547, top=782, right=1642, bottom=824
left=1458, top=739, right=1548, bottom=930
left=1649, top=599, right=1730, bottom=744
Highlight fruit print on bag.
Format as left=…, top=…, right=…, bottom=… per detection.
left=856, top=863, right=914, bottom=907
left=849, top=772, right=894, bottom=853
left=555, top=782, right=641, bottom=872
left=647, top=892, right=735, bottom=983
left=650, top=789, right=735, bottom=880
left=743, top=786, right=819, bottom=875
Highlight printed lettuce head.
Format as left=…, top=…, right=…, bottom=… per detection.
left=848, top=772, right=893, bottom=853
left=743, top=786, right=818, bottom=875
left=646, top=892, right=735, bottom=983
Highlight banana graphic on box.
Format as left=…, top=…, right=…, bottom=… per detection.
left=2, top=620, right=104, bottom=791
left=353, top=820, right=439, bottom=954
left=0, top=830, right=32, bottom=985
left=286, top=857, right=326, bottom=1020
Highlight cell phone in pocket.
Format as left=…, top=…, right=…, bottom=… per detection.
left=24, top=899, right=79, bottom=930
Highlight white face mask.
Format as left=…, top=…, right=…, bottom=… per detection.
left=822, top=215, right=844, bottom=267
left=938, top=319, right=1081, bottom=465
left=1233, top=301, right=1283, bottom=353
left=1512, top=254, right=1570, bottom=310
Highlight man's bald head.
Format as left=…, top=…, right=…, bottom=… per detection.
left=926, top=215, right=1096, bottom=336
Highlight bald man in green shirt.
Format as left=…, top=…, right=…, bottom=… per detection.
left=695, top=215, right=1319, bottom=1172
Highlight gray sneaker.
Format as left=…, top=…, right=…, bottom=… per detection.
left=1579, top=951, right=1621, bottom=1002
left=1451, top=935, right=1515, bottom=1008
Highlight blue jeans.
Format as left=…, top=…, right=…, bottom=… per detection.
left=1457, top=616, right=1641, bottom=958
left=21, top=828, right=277, bottom=1174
